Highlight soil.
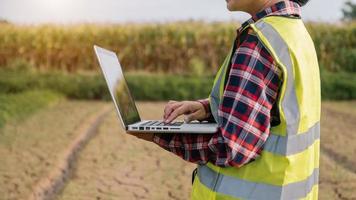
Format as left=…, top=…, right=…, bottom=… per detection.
left=1, top=101, right=356, bottom=200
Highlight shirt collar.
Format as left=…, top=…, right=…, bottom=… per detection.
left=238, top=1, right=301, bottom=33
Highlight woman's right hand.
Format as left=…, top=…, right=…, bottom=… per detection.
left=163, top=100, right=209, bottom=124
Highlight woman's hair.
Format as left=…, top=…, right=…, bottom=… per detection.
left=291, top=0, right=310, bottom=7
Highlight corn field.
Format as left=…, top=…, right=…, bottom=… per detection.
left=0, top=21, right=355, bottom=74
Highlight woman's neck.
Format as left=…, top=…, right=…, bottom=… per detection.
left=247, top=0, right=284, bottom=16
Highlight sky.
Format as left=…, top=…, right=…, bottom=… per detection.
left=0, top=0, right=354, bottom=24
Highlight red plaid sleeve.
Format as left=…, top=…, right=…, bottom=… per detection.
left=196, top=98, right=216, bottom=123
left=153, top=30, right=282, bottom=168
left=197, top=98, right=210, bottom=115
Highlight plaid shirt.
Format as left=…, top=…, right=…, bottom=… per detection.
left=153, top=1, right=301, bottom=168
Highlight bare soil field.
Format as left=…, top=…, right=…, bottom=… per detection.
left=1, top=101, right=356, bottom=200
left=319, top=101, right=356, bottom=200
left=56, top=102, right=195, bottom=200
left=0, top=100, right=107, bottom=200
left=57, top=101, right=356, bottom=200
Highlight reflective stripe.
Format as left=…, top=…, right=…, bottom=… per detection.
left=210, top=47, right=234, bottom=125
left=210, top=74, right=222, bottom=124
left=198, top=164, right=319, bottom=200
left=206, top=140, right=319, bottom=186
left=265, top=123, right=320, bottom=155
left=254, top=21, right=300, bottom=136
left=198, top=18, right=320, bottom=200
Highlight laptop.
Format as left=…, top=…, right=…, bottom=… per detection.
left=93, top=45, right=218, bottom=134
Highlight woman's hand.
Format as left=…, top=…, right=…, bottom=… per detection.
left=127, top=100, right=207, bottom=142
left=163, top=100, right=208, bottom=123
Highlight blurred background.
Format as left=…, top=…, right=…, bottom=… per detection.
left=0, top=0, right=355, bottom=199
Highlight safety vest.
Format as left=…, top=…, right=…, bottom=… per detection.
left=191, top=16, right=321, bottom=200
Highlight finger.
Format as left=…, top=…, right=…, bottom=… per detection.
left=164, top=103, right=177, bottom=119
left=164, top=104, right=179, bottom=120
left=165, top=105, right=188, bottom=123
left=164, top=102, right=183, bottom=119
left=164, top=100, right=178, bottom=117
left=165, top=101, right=198, bottom=121
left=168, top=100, right=177, bottom=104
left=184, top=110, right=200, bottom=123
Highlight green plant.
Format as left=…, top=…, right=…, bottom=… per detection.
left=1, top=22, right=355, bottom=74
left=0, top=90, right=62, bottom=128
left=321, top=71, right=356, bottom=100
left=1, top=66, right=356, bottom=101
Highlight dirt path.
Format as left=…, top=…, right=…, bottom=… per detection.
left=2, top=101, right=356, bottom=200
left=0, top=100, right=108, bottom=200
left=57, top=102, right=195, bottom=200
left=29, top=104, right=112, bottom=200
left=57, top=101, right=356, bottom=200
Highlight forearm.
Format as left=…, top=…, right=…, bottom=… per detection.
left=153, top=133, right=212, bottom=165
left=153, top=128, right=263, bottom=168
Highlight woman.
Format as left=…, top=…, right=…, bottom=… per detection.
left=131, top=0, right=320, bottom=199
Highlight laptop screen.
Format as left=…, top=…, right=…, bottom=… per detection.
left=94, top=46, right=141, bottom=127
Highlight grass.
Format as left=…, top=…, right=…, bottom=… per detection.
left=0, top=90, right=62, bottom=129
left=321, top=71, right=356, bottom=100
left=1, top=66, right=356, bottom=101
left=0, top=67, right=214, bottom=101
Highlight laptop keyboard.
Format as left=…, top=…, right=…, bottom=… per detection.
left=142, top=120, right=183, bottom=127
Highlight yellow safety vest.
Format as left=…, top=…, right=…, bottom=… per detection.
left=191, top=16, right=321, bottom=200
